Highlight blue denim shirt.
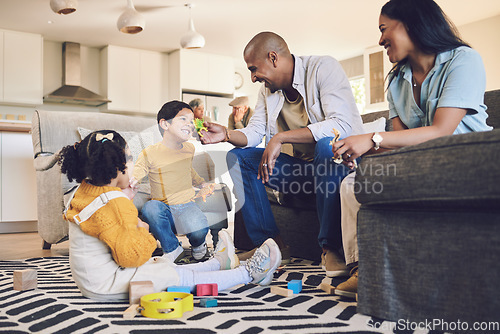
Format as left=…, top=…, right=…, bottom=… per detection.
left=387, top=46, right=492, bottom=133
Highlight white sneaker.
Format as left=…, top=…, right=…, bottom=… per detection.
left=245, top=238, right=281, bottom=286
left=165, top=244, right=184, bottom=263
left=213, top=230, right=239, bottom=270
left=192, top=242, right=208, bottom=261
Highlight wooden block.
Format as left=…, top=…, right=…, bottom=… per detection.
left=287, top=280, right=302, bottom=294
left=270, top=286, right=293, bottom=297
left=129, top=281, right=154, bottom=305
left=167, top=286, right=191, bottom=294
left=123, top=304, right=140, bottom=319
left=196, top=283, right=218, bottom=296
left=13, top=269, right=37, bottom=291
left=199, top=298, right=217, bottom=308
left=319, top=282, right=335, bottom=294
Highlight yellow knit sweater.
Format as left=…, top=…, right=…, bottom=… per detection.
left=64, top=180, right=157, bottom=268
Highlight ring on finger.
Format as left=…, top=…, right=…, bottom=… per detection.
left=262, top=163, right=268, bottom=167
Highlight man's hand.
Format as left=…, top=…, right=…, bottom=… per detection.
left=199, top=122, right=226, bottom=144
left=258, top=135, right=283, bottom=183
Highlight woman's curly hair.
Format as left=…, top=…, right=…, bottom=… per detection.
left=58, top=130, right=128, bottom=186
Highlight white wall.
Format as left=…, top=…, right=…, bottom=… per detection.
left=459, top=14, right=500, bottom=91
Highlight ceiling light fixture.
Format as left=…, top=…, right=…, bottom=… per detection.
left=180, top=4, right=205, bottom=49
left=50, top=0, right=77, bottom=15
left=117, top=0, right=145, bottom=34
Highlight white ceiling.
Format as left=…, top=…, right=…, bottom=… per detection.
left=1, top=0, right=500, bottom=61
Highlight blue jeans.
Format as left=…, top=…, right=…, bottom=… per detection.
left=141, top=200, right=209, bottom=253
left=226, top=137, right=350, bottom=250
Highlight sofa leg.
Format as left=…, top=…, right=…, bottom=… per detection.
left=42, top=240, right=52, bottom=250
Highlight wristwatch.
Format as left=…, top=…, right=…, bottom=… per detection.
left=372, top=132, right=383, bottom=150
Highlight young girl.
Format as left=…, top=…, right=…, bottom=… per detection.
left=59, top=130, right=281, bottom=301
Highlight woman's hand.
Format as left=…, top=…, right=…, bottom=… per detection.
left=332, top=133, right=374, bottom=169
left=258, top=135, right=283, bottom=183
left=137, top=218, right=149, bottom=232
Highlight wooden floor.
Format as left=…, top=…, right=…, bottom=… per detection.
left=0, top=232, right=69, bottom=260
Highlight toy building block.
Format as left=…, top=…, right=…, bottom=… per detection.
left=319, top=282, right=335, bottom=294
left=129, top=280, right=154, bottom=305
left=271, top=286, right=293, bottom=297
left=123, top=304, right=141, bottom=319
left=13, top=269, right=37, bottom=291
left=199, top=298, right=218, bottom=308
left=167, top=286, right=191, bottom=294
left=287, top=280, right=302, bottom=294
left=196, top=283, right=218, bottom=296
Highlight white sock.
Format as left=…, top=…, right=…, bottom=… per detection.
left=175, top=265, right=251, bottom=292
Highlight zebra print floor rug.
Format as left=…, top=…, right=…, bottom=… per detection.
left=1, top=256, right=411, bottom=334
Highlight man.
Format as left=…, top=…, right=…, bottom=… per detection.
left=228, top=96, right=254, bottom=130
left=189, top=98, right=212, bottom=122
left=200, top=32, right=364, bottom=276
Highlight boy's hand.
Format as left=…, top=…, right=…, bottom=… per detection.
left=192, top=183, right=216, bottom=202
left=137, top=218, right=149, bottom=232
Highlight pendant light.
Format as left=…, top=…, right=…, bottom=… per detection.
left=50, top=0, right=77, bottom=15
left=180, top=4, right=205, bottom=49
left=117, top=0, right=145, bottom=34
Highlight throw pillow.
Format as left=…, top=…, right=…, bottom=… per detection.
left=362, top=117, right=386, bottom=134
left=77, top=127, right=155, bottom=162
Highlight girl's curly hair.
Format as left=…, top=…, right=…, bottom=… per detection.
left=58, top=130, right=129, bottom=186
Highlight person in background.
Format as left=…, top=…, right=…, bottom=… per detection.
left=199, top=31, right=365, bottom=274
left=228, top=96, right=254, bottom=130
left=332, top=0, right=492, bottom=299
left=189, top=98, right=212, bottom=123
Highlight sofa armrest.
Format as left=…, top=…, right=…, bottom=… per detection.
left=355, top=129, right=500, bottom=209
left=33, top=153, right=60, bottom=172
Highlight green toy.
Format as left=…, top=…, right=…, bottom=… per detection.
left=193, top=118, right=208, bottom=137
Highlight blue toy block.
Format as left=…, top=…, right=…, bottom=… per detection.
left=287, top=280, right=302, bottom=294
left=199, top=298, right=217, bottom=308
left=167, top=286, right=191, bottom=294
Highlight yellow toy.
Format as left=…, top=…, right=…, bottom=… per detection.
left=193, top=118, right=208, bottom=137
left=140, top=292, right=194, bottom=319
left=329, top=128, right=357, bottom=168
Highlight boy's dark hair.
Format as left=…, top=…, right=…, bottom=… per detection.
left=382, top=0, right=470, bottom=85
left=157, top=100, right=193, bottom=136
left=58, top=130, right=129, bottom=186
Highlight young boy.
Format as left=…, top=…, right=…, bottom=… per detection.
left=132, top=101, right=213, bottom=262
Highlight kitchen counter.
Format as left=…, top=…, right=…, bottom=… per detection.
left=0, top=120, right=31, bottom=132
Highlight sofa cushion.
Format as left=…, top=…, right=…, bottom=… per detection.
left=355, top=129, right=500, bottom=209
left=362, top=117, right=386, bottom=134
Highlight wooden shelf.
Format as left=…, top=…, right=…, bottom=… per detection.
left=0, top=121, right=31, bottom=133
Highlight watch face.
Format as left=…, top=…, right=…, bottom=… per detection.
left=234, top=72, right=244, bottom=89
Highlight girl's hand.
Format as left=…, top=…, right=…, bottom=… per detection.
left=137, top=218, right=149, bottom=232
left=258, top=135, right=282, bottom=183
left=332, top=133, right=374, bottom=169
left=123, top=177, right=140, bottom=200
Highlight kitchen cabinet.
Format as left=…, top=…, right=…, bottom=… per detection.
left=0, top=29, right=43, bottom=106
left=100, top=45, right=167, bottom=115
left=169, top=49, right=234, bottom=100
left=364, top=45, right=392, bottom=112
left=0, top=129, right=38, bottom=233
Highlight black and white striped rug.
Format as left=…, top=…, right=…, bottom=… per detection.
left=0, top=256, right=404, bottom=333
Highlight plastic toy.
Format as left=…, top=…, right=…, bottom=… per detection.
left=193, top=118, right=208, bottom=137
left=287, top=280, right=302, bottom=294
left=329, top=128, right=343, bottom=164
left=199, top=298, right=218, bottom=308
left=167, top=286, right=191, bottom=294
left=196, top=283, right=218, bottom=296
left=140, top=292, right=193, bottom=319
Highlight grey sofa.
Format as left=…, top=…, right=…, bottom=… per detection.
left=356, top=89, right=500, bottom=326
left=31, top=109, right=231, bottom=250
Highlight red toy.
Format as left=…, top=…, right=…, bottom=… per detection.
left=196, top=283, right=218, bottom=296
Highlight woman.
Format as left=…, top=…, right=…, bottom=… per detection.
left=332, top=0, right=492, bottom=299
